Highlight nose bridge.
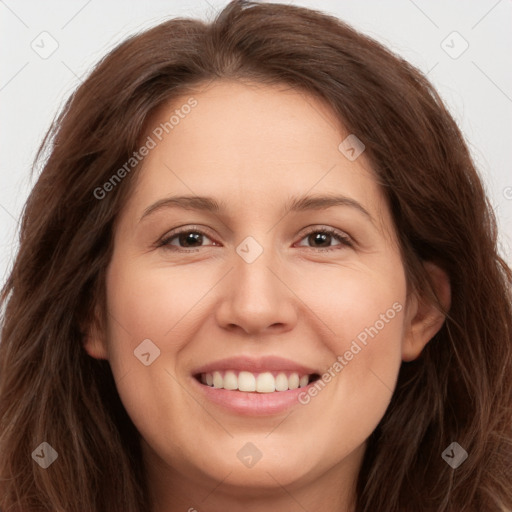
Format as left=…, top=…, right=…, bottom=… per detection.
left=215, top=233, right=297, bottom=334
left=233, top=233, right=282, bottom=304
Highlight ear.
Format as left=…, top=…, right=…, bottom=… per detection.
left=402, top=261, right=451, bottom=362
left=82, top=302, right=109, bottom=361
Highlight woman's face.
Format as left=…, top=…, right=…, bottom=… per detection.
left=86, top=80, right=443, bottom=508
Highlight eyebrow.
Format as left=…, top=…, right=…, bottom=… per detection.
left=139, top=193, right=374, bottom=224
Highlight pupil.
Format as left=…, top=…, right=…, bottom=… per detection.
left=180, top=232, right=202, bottom=247
left=311, top=232, right=329, bottom=247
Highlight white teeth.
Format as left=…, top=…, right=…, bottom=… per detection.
left=275, top=372, right=289, bottom=391
left=238, top=371, right=256, bottom=392
left=256, top=372, right=275, bottom=393
left=288, top=373, right=299, bottom=390
left=200, top=370, right=313, bottom=392
left=212, top=371, right=223, bottom=388
left=223, top=370, right=238, bottom=390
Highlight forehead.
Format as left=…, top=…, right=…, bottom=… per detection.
left=144, top=79, right=350, bottom=171
left=125, top=80, right=390, bottom=232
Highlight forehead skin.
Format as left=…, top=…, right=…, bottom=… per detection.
left=120, top=79, right=398, bottom=255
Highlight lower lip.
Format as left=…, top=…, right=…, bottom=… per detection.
left=192, top=376, right=316, bottom=416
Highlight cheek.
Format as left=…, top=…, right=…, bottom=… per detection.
left=299, top=276, right=405, bottom=463
left=101, top=260, right=202, bottom=404
left=105, top=259, right=211, bottom=344
left=303, top=263, right=406, bottom=412
left=102, top=261, right=204, bottom=443
left=330, top=302, right=405, bottom=403
left=300, top=261, right=406, bottom=352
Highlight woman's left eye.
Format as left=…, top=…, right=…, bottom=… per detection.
left=157, top=226, right=353, bottom=252
left=295, top=227, right=353, bottom=251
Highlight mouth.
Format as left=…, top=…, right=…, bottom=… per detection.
left=194, top=370, right=321, bottom=393
left=191, top=355, right=324, bottom=415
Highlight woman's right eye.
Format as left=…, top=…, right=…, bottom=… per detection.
left=158, top=228, right=217, bottom=252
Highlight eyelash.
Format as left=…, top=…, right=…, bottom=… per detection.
left=156, top=225, right=354, bottom=253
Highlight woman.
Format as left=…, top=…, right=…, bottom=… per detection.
left=0, top=1, right=511, bottom=511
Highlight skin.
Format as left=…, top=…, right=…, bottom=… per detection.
left=85, top=80, right=450, bottom=512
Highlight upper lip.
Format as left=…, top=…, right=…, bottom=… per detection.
left=192, top=355, right=320, bottom=376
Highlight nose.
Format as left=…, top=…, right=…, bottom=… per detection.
left=214, top=241, right=298, bottom=336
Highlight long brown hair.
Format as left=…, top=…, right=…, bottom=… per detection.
left=1, top=1, right=511, bottom=511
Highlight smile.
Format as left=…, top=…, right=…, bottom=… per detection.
left=191, top=355, right=324, bottom=415
left=196, top=370, right=321, bottom=393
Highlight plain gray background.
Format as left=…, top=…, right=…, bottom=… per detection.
left=1, top=0, right=511, bottom=289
